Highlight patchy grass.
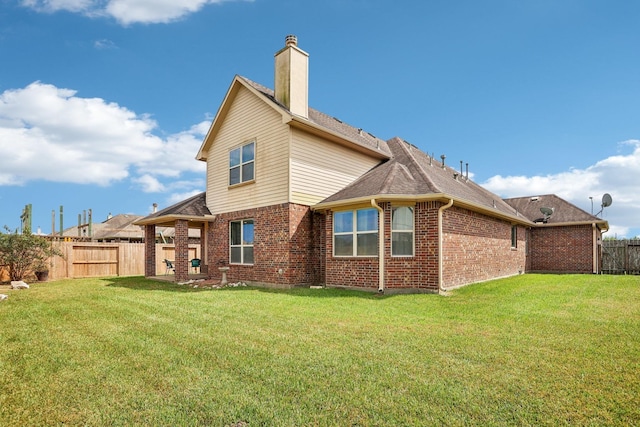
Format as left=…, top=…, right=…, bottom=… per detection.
left=0, top=274, right=638, bottom=426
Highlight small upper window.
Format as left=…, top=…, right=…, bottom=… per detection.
left=229, top=141, right=255, bottom=185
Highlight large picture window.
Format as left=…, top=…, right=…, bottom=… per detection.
left=229, top=141, right=255, bottom=185
left=392, top=206, right=414, bottom=256
left=230, top=219, right=254, bottom=264
left=333, top=208, right=378, bottom=257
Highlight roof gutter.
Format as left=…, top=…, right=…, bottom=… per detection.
left=313, top=193, right=532, bottom=227
left=438, top=199, right=454, bottom=294
left=371, top=199, right=385, bottom=293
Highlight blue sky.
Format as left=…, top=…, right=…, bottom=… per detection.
left=1, top=0, right=638, bottom=237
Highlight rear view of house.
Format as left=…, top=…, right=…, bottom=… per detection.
left=136, top=36, right=608, bottom=293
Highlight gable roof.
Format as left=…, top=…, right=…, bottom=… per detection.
left=504, top=194, right=609, bottom=230
left=196, top=75, right=391, bottom=161
left=314, top=137, right=529, bottom=224
left=134, top=192, right=214, bottom=227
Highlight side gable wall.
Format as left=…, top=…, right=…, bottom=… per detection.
left=205, top=86, right=290, bottom=214
left=290, top=128, right=383, bottom=206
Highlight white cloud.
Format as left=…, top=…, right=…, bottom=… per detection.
left=483, top=140, right=640, bottom=238
left=94, top=38, right=117, bottom=49
left=0, top=81, right=205, bottom=187
left=21, top=0, right=247, bottom=25
left=132, top=174, right=165, bottom=193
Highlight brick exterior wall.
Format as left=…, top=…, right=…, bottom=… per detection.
left=528, top=224, right=596, bottom=273
left=144, top=224, right=156, bottom=276
left=206, top=203, right=320, bottom=286
left=442, top=206, right=526, bottom=288
left=324, top=201, right=441, bottom=292
left=174, top=219, right=190, bottom=282
left=324, top=202, right=526, bottom=292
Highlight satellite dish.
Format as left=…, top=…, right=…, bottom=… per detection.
left=540, top=207, right=554, bottom=217
left=602, top=193, right=612, bottom=208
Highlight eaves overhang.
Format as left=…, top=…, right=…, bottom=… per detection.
left=133, top=214, right=217, bottom=228
left=531, top=220, right=609, bottom=232
left=313, top=193, right=533, bottom=226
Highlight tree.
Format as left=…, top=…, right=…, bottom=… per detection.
left=0, top=226, right=63, bottom=281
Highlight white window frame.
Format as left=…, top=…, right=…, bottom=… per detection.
left=333, top=208, right=379, bottom=257
left=230, top=219, right=254, bottom=265
left=229, top=141, right=255, bottom=186
left=391, top=206, right=415, bottom=257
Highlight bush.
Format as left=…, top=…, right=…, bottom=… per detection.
left=0, top=226, right=63, bottom=281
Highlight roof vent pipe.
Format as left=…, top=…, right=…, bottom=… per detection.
left=465, top=162, right=469, bottom=180
left=460, top=160, right=463, bottom=178
left=440, top=154, right=446, bottom=169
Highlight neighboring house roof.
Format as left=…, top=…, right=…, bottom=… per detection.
left=315, top=137, right=529, bottom=224
left=63, top=213, right=203, bottom=239
left=134, top=192, right=214, bottom=227
left=504, top=194, right=608, bottom=230
left=196, top=75, right=391, bottom=161
left=62, top=214, right=145, bottom=240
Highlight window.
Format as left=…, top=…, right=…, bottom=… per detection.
left=229, top=141, right=255, bottom=185
left=333, top=208, right=378, bottom=256
left=392, top=206, right=414, bottom=256
left=230, top=219, right=254, bottom=264
left=511, top=225, right=517, bottom=248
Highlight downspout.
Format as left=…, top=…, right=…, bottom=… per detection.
left=438, top=199, right=454, bottom=294
left=371, top=199, right=385, bottom=293
left=592, top=223, right=597, bottom=274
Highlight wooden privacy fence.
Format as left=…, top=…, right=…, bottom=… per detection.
left=602, top=239, right=640, bottom=275
left=0, top=242, right=200, bottom=281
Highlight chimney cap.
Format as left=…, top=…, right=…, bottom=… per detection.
left=285, top=34, right=298, bottom=47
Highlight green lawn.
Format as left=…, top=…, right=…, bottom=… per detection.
left=1, top=274, right=638, bottom=426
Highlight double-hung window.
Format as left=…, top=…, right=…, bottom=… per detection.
left=392, top=206, right=414, bottom=256
left=230, top=219, right=254, bottom=264
left=229, top=141, right=255, bottom=186
left=333, top=208, right=378, bottom=256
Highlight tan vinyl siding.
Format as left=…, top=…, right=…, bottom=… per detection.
left=290, top=128, right=381, bottom=206
left=205, top=86, right=290, bottom=214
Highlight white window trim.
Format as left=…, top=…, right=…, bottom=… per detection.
left=391, top=205, right=415, bottom=257
left=333, top=208, right=379, bottom=258
left=229, top=140, right=256, bottom=187
left=229, top=219, right=254, bottom=265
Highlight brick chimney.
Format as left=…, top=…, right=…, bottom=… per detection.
left=274, top=35, right=309, bottom=118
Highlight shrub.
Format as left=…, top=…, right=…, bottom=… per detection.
left=0, top=226, right=63, bottom=281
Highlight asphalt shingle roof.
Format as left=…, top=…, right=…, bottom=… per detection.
left=239, top=76, right=391, bottom=157
left=504, top=194, right=601, bottom=224
left=145, top=192, right=211, bottom=219
left=320, top=137, right=520, bottom=218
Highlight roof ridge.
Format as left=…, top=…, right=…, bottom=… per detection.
left=391, top=138, right=439, bottom=192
